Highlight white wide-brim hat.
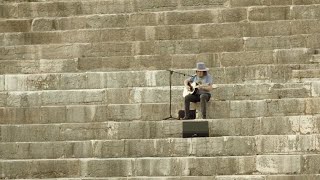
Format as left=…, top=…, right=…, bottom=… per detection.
left=194, top=62, right=209, bottom=71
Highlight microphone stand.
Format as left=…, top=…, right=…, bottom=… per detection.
left=163, top=69, right=194, bottom=120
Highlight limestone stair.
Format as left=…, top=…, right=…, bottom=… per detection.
left=2, top=0, right=320, bottom=179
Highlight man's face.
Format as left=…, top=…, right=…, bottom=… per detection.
left=196, top=71, right=204, bottom=77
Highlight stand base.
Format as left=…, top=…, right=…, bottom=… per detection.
left=163, top=115, right=179, bottom=120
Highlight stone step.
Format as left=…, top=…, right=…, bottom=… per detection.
left=1, top=33, right=319, bottom=61
left=0, top=48, right=313, bottom=74
left=1, top=96, right=320, bottom=119
left=3, top=71, right=312, bottom=96
left=0, top=28, right=147, bottom=46
left=2, top=135, right=320, bottom=159
left=2, top=82, right=313, bottom=102
left=0, top=175, right=320, bottom=180
left=0, top=64, right=305, bottom=85
left=2, top=0, right=320, bottom=8
left=293, top=69, right=320, bottom=79
left=0, top=19, right=32, bottom=33
left=0, top=59, right=79, bottom=74
left=2, top=155, right=320, bottom=178
left=2, top=20, right=320, bottom=45
left=0, top=95, right=319, bottom=122
left=310, top=54, right=320, bottom=63
left=0, top=0, right=228, bottom=19
left=92, top=175, right=320, bottom=180
left=1, top=115, right=320, bottom=142
left=1, top=2, right=320, bottom=23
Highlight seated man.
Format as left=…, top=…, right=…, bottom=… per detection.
left=183, top=62, right=213, bottom=119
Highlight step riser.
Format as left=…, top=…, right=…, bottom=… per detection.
left=1, top=34, right=319, bottom=60
left=1, top=135, right=320, bottom=159
left=1, top=98, right=320, bottom=121
left=2, top=19, right=319, bottom=40
left=1, top=116, right=320, bottom=142
left=1, top=155, right=320, bottom=178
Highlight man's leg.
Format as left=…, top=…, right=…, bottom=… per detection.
left=200, top=94, right=210, bottom=119
left=184, top=94, right=200, bottom=119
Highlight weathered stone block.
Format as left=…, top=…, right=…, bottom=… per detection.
left=85, top=159, right=133, bottom=177
left=166, top=10, right=214, bottom=25
left=100, top=27, right=146, bottom=42
left=58, top=123, right=111, bottom=141
left=0, top=107, right=41, bottom=124
left=40, top=43, right=83, bottom=60
left=157, top=40, right=201, bottom=55
left=199, top=23, right=243, bottom=39
left=257, top=155, right=301, bottom=174
left=180, top=0, right=228, bottom=7
left=216, top=175, right=265, bottom=180
left=243, top=21, right=291, bottom=37
left=0, top=75, right=4, bottom=91
left=94, top=0, right=134, bottom=14
left=107, top=104, right=141, bottom=121
left=274, top=48, right=312, bottom=64
left=256, top=135, right=318, bottom=154
left=230, top=0, right=292, bottom=7
left=267, top=99, right=306, bottom=116
left=0, top=19, right=32, bottom=33
left=0, top=160, right=80, bottom=179
left=187, top=156, right=255, bottom=175
left=293, top=0, right=320, bottom=5
left=135, top=158, right=181, bottom=176
left=155, top=25, right=194, bottom=40
left=220, top=51, right=273, bottom=67
left=230, top=100, right=267, bottom=118
left=267, top=175, right=320, bottom=180
left=0, top=141, right=93, bottom=159
left=41, top=89, right=106, bottom=106
left=0, top=4, right=18, bottom=18
left=291, top=5, right=320, bottom=20
left=62, top=30, right=101, bottom=43
left=39, top=58, right=78, bottom=73
left=141, top=103, right=171, bottom=120
left=107, top=88, right=132, bottom=104
left=81, top=42, right=133, bottom=57
left=219, top=8, right=247, bottom=22
left=7, top=91, right=41, bottom=107
left=40, top=106, right=66, bottom=123
left=248, top=6, right=290, bottom=21
left=291, top=20, right=320, bottom=35
left=134, top=0, right=178, bottom=12
left=244, top=36, right=307, bottom=51
left=5, top=74, right=60, bottom=91
left=129, top=12, right=158, bottom=26
left=134, top=41, right=156, bottom=55
left=210, top=118, right=260, bottom=136
left=302, top=155, right=320, bottom=173
left=60, top=72, right=102, bottom=90
left=66, top=105, right=108, bottom=123
left=1, top=124, right=60, bottom=142
left=200, top=39, right=244, bottom=53
left=90, top=140, right=123, bottom=159
left=133, top=55, right=172, bottom=70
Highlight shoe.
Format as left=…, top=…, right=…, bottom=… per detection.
left=202, top=116, right=206, bottom=119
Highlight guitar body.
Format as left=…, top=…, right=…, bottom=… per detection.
left=183, top=82, right=199, bottom=97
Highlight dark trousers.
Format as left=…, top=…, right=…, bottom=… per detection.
left=184, top=93, right=211, bottom=119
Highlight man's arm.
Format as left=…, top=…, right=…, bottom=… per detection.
left=199, top=84, right=213, bottom=92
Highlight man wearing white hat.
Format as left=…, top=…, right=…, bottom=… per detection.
left=183, top=62, right=213, bottom=119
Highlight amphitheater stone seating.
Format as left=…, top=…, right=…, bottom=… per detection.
left=2, top=0, right=320, bottom=179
